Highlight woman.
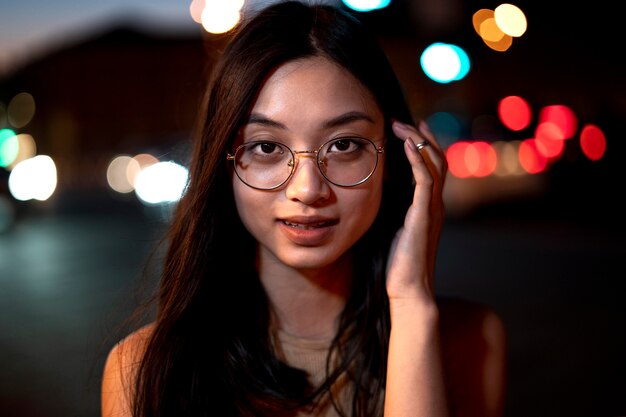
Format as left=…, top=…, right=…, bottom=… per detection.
left=101, top=2, right=507, bottom=416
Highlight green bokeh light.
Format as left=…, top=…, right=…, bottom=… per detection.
left=0, top=128, right=19, bottom=168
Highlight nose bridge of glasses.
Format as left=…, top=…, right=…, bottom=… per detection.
left=287, top=149, right=321, bottom=170
left=293, top=149, right=319, bottom=156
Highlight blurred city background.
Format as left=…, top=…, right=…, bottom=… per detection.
left=0, top=0, right=624, bottom=416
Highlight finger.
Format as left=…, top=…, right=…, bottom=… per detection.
left=403, top=136, right=434, bottom=208
left=392, top=120, right=446, bottom=180
left=418, top=121, right=448, bottom=178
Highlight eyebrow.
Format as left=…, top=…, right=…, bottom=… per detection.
left=245, top=111, right=375, bottom=130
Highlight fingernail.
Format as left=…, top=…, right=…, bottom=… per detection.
left=419, top=120, right=431, bottom=135
left=405, top=137, right=417, bottom=153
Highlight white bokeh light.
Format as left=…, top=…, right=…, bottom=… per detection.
left=134, top=161, right=189, bottom=205
left=8, top=155, right=57, bottom=201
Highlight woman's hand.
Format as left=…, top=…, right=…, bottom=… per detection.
left=385, top=120, right=447, bottom=308
left=383, top=121, right=450, bottom=417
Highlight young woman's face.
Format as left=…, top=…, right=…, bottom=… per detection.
left=232, top=56, right=385, bottom=271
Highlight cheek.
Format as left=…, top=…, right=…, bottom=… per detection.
left=344, top=177, right=384, bottom=231
left=366, top=185, right=384, bottom=224
left=232, top=181, right=257, bottom=232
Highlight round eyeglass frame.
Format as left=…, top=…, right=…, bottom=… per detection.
left=226, top=137, right=385, bottom=190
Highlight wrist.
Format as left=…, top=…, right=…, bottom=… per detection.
left=388, top=296, right=439, bottom=326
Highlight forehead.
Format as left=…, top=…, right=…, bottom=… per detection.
left=251, top=56, right=382, bottom=120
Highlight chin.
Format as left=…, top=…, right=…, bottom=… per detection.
left=277, top=247, right=351, bottom=272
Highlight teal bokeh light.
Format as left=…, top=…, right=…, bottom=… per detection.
left=420, top=42, right=471, bottom=84
left=342, top=0, right=391, bottom=12
left=0, top=128, right=18, bottom=168
left=426, top=112, right=463, bottom=148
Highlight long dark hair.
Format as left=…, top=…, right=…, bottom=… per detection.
left=133, top=1, right=414, bottom=416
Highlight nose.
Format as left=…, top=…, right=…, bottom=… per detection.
left=284, top=154, right=330, bottom=204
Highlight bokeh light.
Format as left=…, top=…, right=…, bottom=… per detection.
left=534, top=122, right=566, bottom=160
left=580, top=124, right=606, bottom=161
left=0, top=128, right=19, bottom=168
left=538, top=104, right=578, bottom=140
left=189, top=0, right=204, bottom=23
left=492, top=140, right=526, bottom=176
left=480, top=17, right=506, bottom=42
left=129, top=153, right=159, bottom=187
left=134, top=161, right=189, bottom=205
left=426, top=112, right=463, bottom=148
left=7, top=92, right=36, bottom=128
left=200, top=0, right=243, bottom=34
left=472, top=6, right=520, bottom=51
left=518, top=139, right=548, bottom=174
left=498, top=95, right=532, bottom=131
left=482, top=33, right=513, bottom=52
left=420, top=42, right=471, bottom=84
left=494, top=3, right=527, bottom=37
left=342, top=0, right=391, bottom=12
left=468, top=141, right=498, bottom=177
left=7, top=133, right=37, bottom=170
left=8, top=155, right=57, bottom=201
left=447, top=141, right=472, bottom=178
left=107, top=155, right=138, bottom=193
left=448, top=141, right=498, bottom=178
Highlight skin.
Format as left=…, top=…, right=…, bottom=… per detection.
left=101, top=56, right=507, bottom=417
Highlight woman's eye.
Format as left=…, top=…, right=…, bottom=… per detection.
left=248, top=142, right=281, bottom=155
left=259, top=142, right=277, bottom=154
left=328, top=138, right=360, bottom=153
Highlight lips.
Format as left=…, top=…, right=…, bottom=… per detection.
left=278, top=216, right=339, bottom=245
left=282, top=219, right=338, bottom=229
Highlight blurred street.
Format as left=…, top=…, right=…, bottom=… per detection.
left=0, top=193, right=624, bottom=417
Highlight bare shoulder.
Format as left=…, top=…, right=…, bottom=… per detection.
left=437, top=297, right=507, bottom=417
left=101, top=322, right=156, bottom=417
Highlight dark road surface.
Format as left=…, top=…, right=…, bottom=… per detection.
left=0, top=197, right=624, bottom=417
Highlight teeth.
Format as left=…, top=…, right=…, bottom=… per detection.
left=283, top=220, right=330, bottom=229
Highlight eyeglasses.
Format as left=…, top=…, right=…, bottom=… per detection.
left=226, top=137, right=385, bottom=190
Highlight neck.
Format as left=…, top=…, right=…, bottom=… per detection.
left=258, top=249, right=353, bottom=340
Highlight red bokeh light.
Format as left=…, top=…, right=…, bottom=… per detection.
left=538, top=105, right=578, bottom=140
left=580, top=124, right=606, bottom=161
left=519, top=139, right=549, bottom=174
left=498, top=95, right=532, bottom=131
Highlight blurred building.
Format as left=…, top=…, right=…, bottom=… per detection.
left=0, top=25, right=211, bottom=197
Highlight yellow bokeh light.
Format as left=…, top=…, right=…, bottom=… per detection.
left=494, top=3, right=527, bottom=37
left=201, top=10, right=240, bottom=34
left=201, top=0, right=242, bottom=34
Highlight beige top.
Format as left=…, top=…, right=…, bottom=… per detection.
left=274, top=330, right=352, bottom=417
